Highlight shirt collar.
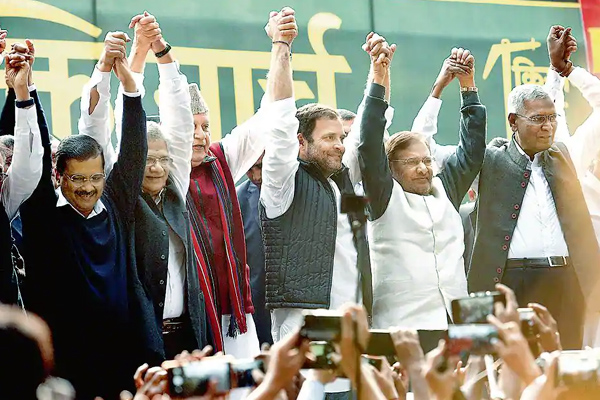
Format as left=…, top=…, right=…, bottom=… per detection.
left=56, top=188, right=106, bottom=219
left=151, top=187, right=167, bottom=205
left=513, top=135, right=542, bottom=166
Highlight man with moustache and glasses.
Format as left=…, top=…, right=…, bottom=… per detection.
left=19, top=31, right=149, bottom=399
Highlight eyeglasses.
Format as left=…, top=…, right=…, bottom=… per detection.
left=64, top=173, right=106, bottom=187
left=514, top=113, right=559, bottom=125
left=146, top=156, right=173, bottom=168
left=389, top=156, right=435, bottom=167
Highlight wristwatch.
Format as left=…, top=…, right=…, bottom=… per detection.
left=154, top=43, right=172, bottom=58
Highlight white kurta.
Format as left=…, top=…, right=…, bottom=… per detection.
left=370, top=178, right=468, bottom=331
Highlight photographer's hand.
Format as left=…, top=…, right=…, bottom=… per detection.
left=528, top=303, right=561, bottom=352
left=424, top=340, right=461, bottom=400
left=389, top=328, right=429, bottom=400
left=368, top=358, right=400, bottom=400
left=247, top=330, right=309, bottom=400
left=487, top=315, right=541, bottom=386
left=494, top=283, right=520, bottom=325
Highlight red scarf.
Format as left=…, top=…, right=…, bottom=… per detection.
left=187, top=143, right=249, bottom=351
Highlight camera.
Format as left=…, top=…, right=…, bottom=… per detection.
left=304, top=341, right=337, bottom=370
left=445, top=324, right=499, bottom=357
left=555, top=351, right=600, bottom=387
left=167, top=358, right=264, bottom=397
left=299, top=309, right=342, bottom=342
left=451, top=291, right=506, bottom=324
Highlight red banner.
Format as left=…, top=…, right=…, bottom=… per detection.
left=581, top=0, right=600, bottom=76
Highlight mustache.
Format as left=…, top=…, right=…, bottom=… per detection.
left=75, top=190, right=97, bottom=197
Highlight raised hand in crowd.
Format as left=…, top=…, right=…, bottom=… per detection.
left=389, top=329, right=429, bottom=400
left=547, top=25, right=577, bottom=76
left=246, top=330, right=309, bottom=400
left=529, top=302, right=562, bottom=352
left=97, top=31, right=130, bottom=73
left=265, top=6, right=298, bottom=45
left=494, top=283, right=520, bottom=325
left=368, top=357, right=400, bottom=400
left=487, top=314, right=542, bottom=386
left=423, top=340, right=462, bottom=400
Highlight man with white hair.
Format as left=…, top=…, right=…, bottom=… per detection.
left=78, top=13, right=208, bottom=363
left=467, top=26, right=600, bottom=349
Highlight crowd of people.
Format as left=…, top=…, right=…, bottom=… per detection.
left=1, top=6, right=599, bottom=400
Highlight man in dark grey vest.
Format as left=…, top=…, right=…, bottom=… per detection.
left=468, top=27, right=600, bottom=349
left=78, top=18, right=208, bottom=361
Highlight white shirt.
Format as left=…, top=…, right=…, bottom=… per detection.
left=261, top=97, right=356, bottom=394
left=78, top=62, right=191, bottom=316
left=260, top=97, right=359, bottom=309
left=508, top=141, right=569, bottom=258
left=413, top=67, right=600, bottom=258
left=3, top=86, right=45, bottom=221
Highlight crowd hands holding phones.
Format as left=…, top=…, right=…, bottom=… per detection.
left=2, top=2, right=600, bottom=400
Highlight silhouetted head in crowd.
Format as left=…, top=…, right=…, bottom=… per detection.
left=246, top=152, right=264, bottom=188
left=0, top=305, right=54, bottom=400
left=386, top=131, right=433, bottom=195
left=337, top=108, right=356, bottom=135
left=56, top=135, right=106, bottom=217
left=0, top=135, right=14, bottom=172
left=296, top=103, right=345, bottom=178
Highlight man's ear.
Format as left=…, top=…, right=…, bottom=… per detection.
left=297, top=132, right=305, bottom=147
left=508, top=113, right=518, bottom=134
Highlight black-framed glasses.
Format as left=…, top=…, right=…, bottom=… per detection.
left=514, top=113, right=559, bottom=125
left=389, top=156, right=435, bottom=167
left=64, top=173, right=106, bottom=187
left=146, top=156, right=173, bottom=168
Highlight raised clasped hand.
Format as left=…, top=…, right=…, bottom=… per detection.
left=129, top=11, right=164, bottom=52
left=547, top=25, right=577, bottom=72
left=265, top=7, right=298, bottom=45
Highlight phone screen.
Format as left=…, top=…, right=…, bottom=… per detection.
left=446, top=324, right=498, bottom=357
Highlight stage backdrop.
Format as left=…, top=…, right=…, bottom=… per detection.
left=0, top=0, right=592, bottom=150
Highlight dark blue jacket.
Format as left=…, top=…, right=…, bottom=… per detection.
left=237, top=180, right=272, bottom=345
left=21, top=95, right=152, bottom=400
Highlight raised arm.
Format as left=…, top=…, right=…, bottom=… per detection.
left=104, top=42, right=147, bottom=221
left=259, top=7, right=300, bottom=219
left=343, top=35, right=395, bottom=186
left=78, top=32, right=132, bottom=175
left=2, top=43, right=45, bottom=220
left=412, top=53, right=474, bottom=172
left=439, top=49, right=487, bottom=209
left=357, top=34, right=394, bottom=221
left=152, top=29, right=194, bottom=197
left=221, top=8, right=298, bottom=183
left=548, top=26, right=600, bottom=176
left=544, top=68, right=570, bottom=142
